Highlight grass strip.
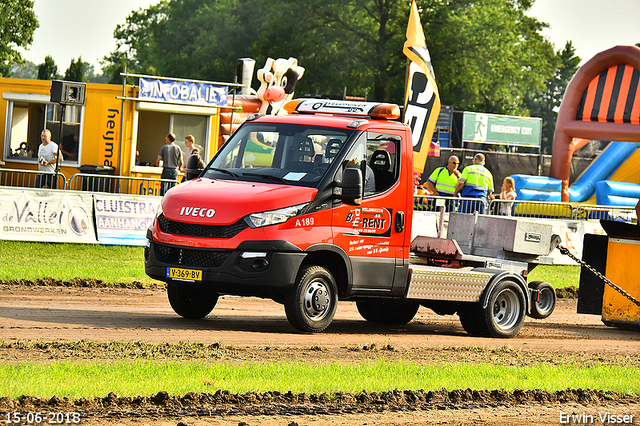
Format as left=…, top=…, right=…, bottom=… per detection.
left=0, top=361, right=638, bottom=399
left=527, top=265, right=579, bottom=288
left=0, top=241, right=153, bottom=285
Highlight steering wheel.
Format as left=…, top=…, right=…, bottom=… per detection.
left=311, top=167, right=326, bottom=176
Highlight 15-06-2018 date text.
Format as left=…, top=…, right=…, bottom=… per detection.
left=3, top=412, right=81, bottom=424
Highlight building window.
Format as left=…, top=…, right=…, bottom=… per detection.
left=133, top=102, right=211, bottom=169
left=3, top=93, right=83, bottom=165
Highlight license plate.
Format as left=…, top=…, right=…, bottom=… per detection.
left=167, top=267, right=202, bottom=281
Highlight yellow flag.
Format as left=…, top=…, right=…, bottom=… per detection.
left=403, top=0, right=441, bottom=173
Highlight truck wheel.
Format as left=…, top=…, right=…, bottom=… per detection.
left=167, top=283, right=219, bottom=319
left=528, top=280, right=556, bottom=319
left=458, top=305, right=485, bottom=336
left=356, top=301, right=379, bottom=322
left=356, top=301, right=419, bottom=325
left=284, top=266, right=337, bottom=333
left=375, top=301, right=420, bottom=325
left=481, top=280, right=526, bottom=338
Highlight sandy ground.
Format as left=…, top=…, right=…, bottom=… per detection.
left=1, top=285, right=639, bottom=425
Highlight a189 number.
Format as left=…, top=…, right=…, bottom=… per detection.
left=4, top=412, right=81, bottom=424
left=295, top=217, right=315, bottom=227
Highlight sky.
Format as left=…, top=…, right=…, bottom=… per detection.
left=17, top=0, right=640, bottom=72
left=18, top=0, right=157, bottom=70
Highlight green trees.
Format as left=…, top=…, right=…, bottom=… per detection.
left=524, top=42, right=581, bottom=153
left=64, top=57, right=90, bottom=82
left=37, top=55, right=59, bottom=80
left=102, top=0, right=262, bottom=84
left=102, top=0, right=565, bottom=118
left=253, top=0, right=410, bottom=101
left=0, top=0, right=39, bottom=76
left=424, top=0, right=556, bottom=115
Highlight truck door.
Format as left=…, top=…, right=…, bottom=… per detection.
left=332, top=131, right=407, bottom=294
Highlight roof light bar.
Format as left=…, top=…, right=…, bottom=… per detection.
left=283, top=99, right=401, bottom=120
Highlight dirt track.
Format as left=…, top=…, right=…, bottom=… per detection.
left=1, top=285, right=639, bottom=425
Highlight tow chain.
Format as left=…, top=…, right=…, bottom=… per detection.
left=557, top=245, right=640, bottom=308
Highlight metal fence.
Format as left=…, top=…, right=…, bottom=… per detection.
left=0, top=168, right=67, bottom=190
left=0, top=168, right=178, bottom=196
left=66, top=173, right=179, bottom=196
left=414, top=194, right=637, bottom=223
left=0, top=167, right=636, bottom=223
left=574, top=204, right=637, bottom=222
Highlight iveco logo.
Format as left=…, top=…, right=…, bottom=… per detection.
left=179, top=206, right=215, bottom=218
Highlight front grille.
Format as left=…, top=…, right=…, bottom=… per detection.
left=158, top=213, right=249, bottom=238
left=157, top=244, right=231, bottom=268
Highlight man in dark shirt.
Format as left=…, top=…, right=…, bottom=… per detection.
left=156, top=133, right=183, bottom=195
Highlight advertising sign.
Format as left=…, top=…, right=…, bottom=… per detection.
left=462, top=112, right=541, bottom=147
left=138, top=77, right=228, bottom=107
left=94, top=194, right=161, bottom=246
left=0, top=189, right=97, bottom=243
left=99, top=99, right=121, bottom=168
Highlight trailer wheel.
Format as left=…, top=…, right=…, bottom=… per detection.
left=481, top=280, right=526, bottom=338
left=284, top=266, right=337, bottom=332
left=167, top=283, right=219, bottom=319
left=528, top=280, right=556, bottom=319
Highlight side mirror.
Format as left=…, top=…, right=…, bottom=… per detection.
left=335, top=167, right=362, bottom=205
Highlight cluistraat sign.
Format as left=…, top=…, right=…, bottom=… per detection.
left=138, top=77, right=228, bottom=107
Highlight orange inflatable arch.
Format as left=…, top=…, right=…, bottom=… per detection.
left=550, top=45, right=640, bottom=201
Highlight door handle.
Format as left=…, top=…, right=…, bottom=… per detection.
left=395, top=211, right=405, bottom=232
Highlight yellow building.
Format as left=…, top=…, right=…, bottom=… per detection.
left=0, top=76, right=259, bottom=194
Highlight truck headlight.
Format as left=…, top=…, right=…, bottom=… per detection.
left=154, top=203, right=163, bottom=220
left=246, top=203, right=308, bottom=228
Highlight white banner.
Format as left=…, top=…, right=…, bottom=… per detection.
left=94, top=194, right=161, bottom=246
left=0, top=188, right=97, bottom=243
left=138, top=77, right=228, bottom=107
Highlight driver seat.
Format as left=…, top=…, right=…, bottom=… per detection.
left=370, top=149, right=394, bottom=192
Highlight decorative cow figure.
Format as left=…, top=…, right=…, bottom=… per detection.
left=257, top=57, right=305, bottom=115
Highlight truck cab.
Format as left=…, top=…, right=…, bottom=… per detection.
left=145, top=100, right=415, bottom=332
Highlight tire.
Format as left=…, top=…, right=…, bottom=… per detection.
left=284, top=266, right=338, bottom=332
left=376, top=301, right=420, bottom=325
left=356, top=301, right=419, bottom=325
left=481, top=280, right=526, bottom=338
left=528, top=280, right=556, bottom=319
left=458, top=305, right=485, bottom=336
left=167, top=283, right=219, bottom=319
left=356, top=301, right=379, bottom=322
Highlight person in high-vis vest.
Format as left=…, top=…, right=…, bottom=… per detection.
left=425, top=155, right=460, bottom=211
left=454, top=153, right=494, bottom=214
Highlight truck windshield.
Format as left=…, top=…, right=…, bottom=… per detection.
left=203, top=122, right=354, bottom=187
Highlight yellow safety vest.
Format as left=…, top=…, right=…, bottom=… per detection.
left=428, top=166, right=458, bottom=196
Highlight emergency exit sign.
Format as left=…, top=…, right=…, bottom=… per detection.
left=462, top=111, right=542, bottom=147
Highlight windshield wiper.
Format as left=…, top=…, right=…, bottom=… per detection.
left=207, top=168, right=239, bottom=179
left=241, top=172, right=287, bottom=183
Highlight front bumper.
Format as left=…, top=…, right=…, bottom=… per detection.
left=144, top=230, right=306, bottom=297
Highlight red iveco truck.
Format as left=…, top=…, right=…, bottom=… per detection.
left=145, top=99, right=557, bottom=338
